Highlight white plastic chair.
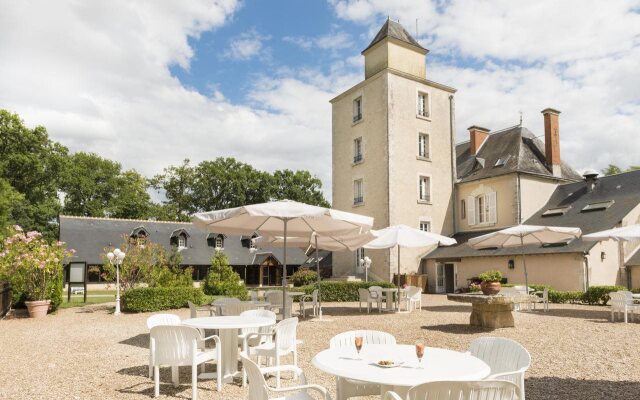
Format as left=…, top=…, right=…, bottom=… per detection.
left=368, top=286, right=384, bottom=313
left=220, top=302, right=259, bottom=316
left=330, top=330, right=396, bottom=400
left=240, top=353, right=330, bottom=400
left=265, top=291, right=293, bottom=316
left=251, top=290, right=259, bottom=302
left=150, top=325, right=222, bottom=399
left=400, top=286, right=422, bottom=312
left=247, top=317, right=299, bottom=388
left=358, top=288, right=379, bottom=313
left=146, top=314, right=181, bottom=378
left=532, top=288, right=549, bottom=312
left=212, top=297, right=241, bottom=315
left=188, top=301, right=214, bottom=318
left=239, top=309, right=277, bottom=386
left=468, top=337, right=531, bottom=400
left=382, top=380, right=520, bottom=400
left=300, top=289, right=319, bottom=318
left=610, top=291, right=639, bottom=323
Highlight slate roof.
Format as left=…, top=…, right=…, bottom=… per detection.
left=362, top=19, right=427, bottom=54
left=59, top=215, right=308, bottom=266
left=627, top=248, right=640, bottom=267
left=425, top=170, right=640, bottom=259
left=456, top=126, right=582, bottom=183
left=301, top=251, right=333, bottom=269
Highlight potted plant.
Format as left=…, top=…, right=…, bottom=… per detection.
left=0, top=226, right=73, bottom=318
left=478, top=270, right=502, bottom=295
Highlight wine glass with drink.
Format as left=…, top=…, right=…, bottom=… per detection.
left=415, top=341, right=425, bottom=368
left=354, top=336, right=363, bottom=359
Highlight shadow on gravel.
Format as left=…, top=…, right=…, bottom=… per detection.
left=421, top=324, right=492, bottom=334
left=526, top=377, right=640, bottom=400
left=526, top=307, right=611, bottom=321
left=117, top=380, right=213, bottom=399
left=423, top=305, right=471, bottom=313
left=120, top=333, right=149, bottom=349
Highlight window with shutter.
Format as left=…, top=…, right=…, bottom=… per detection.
left=487, top=192, right=497, bottom=223
left=467, top=196, right=476, bottom=225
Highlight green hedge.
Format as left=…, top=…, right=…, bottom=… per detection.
left=582, top=285, right=627, bottom=305
left=122, top=287, right=206, bottom=313
left=300, top=281, right=395, bottom=302
left=548, top=290, right=584, bottom=304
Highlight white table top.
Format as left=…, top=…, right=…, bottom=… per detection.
left=633, top=293, right=640, bottom=299
left=312, top=344, right=490, bottom=387
left=182, top=316, right=275, bottom=330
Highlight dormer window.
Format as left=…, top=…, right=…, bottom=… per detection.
left=207, top=233, right=225, bottom=249
left=177, top=235, right=186, bottom=248
left=130, top=226, right=150, bottom=245
left=215, top=236, right=224, bottom=249
left=581, top=200, right=615, bottom=212
left=170, top=228, right=190, bottom=248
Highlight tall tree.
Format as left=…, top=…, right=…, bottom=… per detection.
left=0, top=110, right=67, bottom=237
left=108, top=170, right=152, bottom=219
left=149, top=159, right=196, bottom=221
left=271, top=169, right=330, bottom=207
left=602, top=164, right=622, bottom=176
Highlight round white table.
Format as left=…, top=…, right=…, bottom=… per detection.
left=182, top=316, right=275, bottom=384
left=312, top=344, right=490, bottom=397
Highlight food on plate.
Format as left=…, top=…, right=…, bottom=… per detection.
left=377, top=360, right=394, bottom=366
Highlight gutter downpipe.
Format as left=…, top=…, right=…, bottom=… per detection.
left=583, top=253, right=590, bottom=291
left=449, top=95, right=457, bottom=234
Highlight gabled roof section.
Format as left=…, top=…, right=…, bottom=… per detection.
left=627, top=248, right=640, bottom=266
left=425, top=170, right=640, bottom=260
left=362, top=19, right=427, bottom=54
left=456, top=126, right=582, bottom=183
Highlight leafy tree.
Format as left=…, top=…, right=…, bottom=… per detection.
left=0, top=178, right=24, bottom=230
left=0, top=110, right=68, bottom=238
left=602, top=164, right=622, bottom=176
left=271, top=169, right=330, bottom=207
left=203, top=251, right=247, bottom=298
left=149, top=159, right=196, bottom=221
left=108, top=170, right=152, bottom=219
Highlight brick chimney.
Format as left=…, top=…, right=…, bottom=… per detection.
left=468, top=126, right=490, bottom=155
left=542, top=108, right=562, bottom=177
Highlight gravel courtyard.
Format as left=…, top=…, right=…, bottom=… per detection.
left=1, top=294, right=639, bottom=400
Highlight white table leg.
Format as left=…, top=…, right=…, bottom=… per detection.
left=198, top=328, right=239, bottom=384
left=380, top=384, right=409, bottom=398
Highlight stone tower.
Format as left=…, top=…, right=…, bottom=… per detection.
left=331, top=19, right=457, bottom=281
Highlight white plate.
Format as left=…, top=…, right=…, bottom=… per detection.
left=373, top=360, right=404, bottom=368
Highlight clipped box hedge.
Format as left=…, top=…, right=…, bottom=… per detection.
left=299, top=281, right=395, bottom=302
left=122, top=287, right=206, bottom=313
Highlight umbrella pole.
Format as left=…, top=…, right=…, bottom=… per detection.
left=520, top=236, right=529, bottom=291
left=397, top=246, right=401, bottom=310
left=282, top=218, right=288, bottom=319
left=315, top=234, right=322, bottom=319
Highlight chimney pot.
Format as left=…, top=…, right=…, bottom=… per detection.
left=542, top=108, right=561, bottom=177
left=468, top=125, right=490, bottom=155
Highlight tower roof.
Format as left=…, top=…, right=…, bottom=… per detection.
left=361, top=19, right=427, bottom=54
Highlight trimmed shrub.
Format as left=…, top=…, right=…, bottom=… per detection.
left=548, top=290, right=584, bottom=304
left=122, top=287, right=206, bottom=313
left=298, top=281, right=395, bottom=302
left=203, top=251, right=248, bottom=299
left=582, top=285, right=627, bottom=305
left=291, top=268, right=318, bottom=287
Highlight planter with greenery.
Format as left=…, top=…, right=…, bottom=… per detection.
left=478, top=270, right=502, bottom=295
left=0, top=226, right=73, bottom=317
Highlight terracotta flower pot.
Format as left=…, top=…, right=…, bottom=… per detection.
left=25, top=300, right=51, bottom=318
left=480, top=281, right=501, bottom=295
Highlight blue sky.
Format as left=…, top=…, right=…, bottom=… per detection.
left=1, top=0, right=639, bottom=201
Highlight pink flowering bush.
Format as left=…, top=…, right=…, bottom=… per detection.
left=0, top=226, right=73, bottom=309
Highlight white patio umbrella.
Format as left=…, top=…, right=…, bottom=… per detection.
left=364, top=224, right=457, bottom=287
left=256, top=230, right=376, bottom=318
left=468, top=225, right=582, bottom=291
left=583, top=224, right=640, bottom=242
left=192, top=200, right=374, bottom=317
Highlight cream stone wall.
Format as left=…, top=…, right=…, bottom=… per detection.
left=364, top=39, right=427, bottom=80
left=331, top=72, right=390, bottom=278
left=622, top=203, right=640, bottom=260
left=519, top=175, right=562, bottom=221
left=425, top=252, right=586, bottom=292
left=630, top=266, right=640, bottom=289
left=456, top=175, right=517, bottom=231
left=386, top=71, right=455, bottom=280
left=586, top=239, right=624, bottom=287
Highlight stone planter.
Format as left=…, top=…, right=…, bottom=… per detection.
left=480, top=281, right=501, bottom=295
left=25, top=300, right=50, bottom=318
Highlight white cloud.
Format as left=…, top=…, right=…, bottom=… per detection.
left=0, top=0, right=342, bottom=202
left=284, top=31, right=353, bottom=53
left=330, top=0, right=640, bottom=172
left=223, top=29, right=270, bottom=60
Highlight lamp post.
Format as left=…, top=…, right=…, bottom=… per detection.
left=107, top=248, right=126, bottom=315
left=364, top=256, right=371, bottom=282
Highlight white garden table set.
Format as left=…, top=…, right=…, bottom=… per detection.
left=312, top=343, right=491, bottom=398
left=182, top=315, right=275, bottom=384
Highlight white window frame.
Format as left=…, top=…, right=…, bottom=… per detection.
left=418, top=175, right=431, bottom=203
left=353, top=179, right=364, bottom=205
left=436, top=263, right=445, bottom=293
left=215, top=236, right=224, bottom=249
left=418, top=132, right=430, bottom=159
left=178, top=235, right=186, bottom=248
left=468, top=191, right=496, bottom=226
left=417, top=91, right=430, bottom=119
left=355, top=248, right=364, bottom=269
left=353, top=96, right=363, bottom=123
left=419, top=220, right=431, bottom=232
left=353, top=137, right=363, bottom=163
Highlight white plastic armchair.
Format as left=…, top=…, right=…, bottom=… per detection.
left=146, top=314, right=181, bottom=379
left=330, top=330, right=396, bottom=400
left=382, top=380, right=520, bottom=400
left=468, top=337, right=531, bottom=400
left=150, top=325, right=222, bottom=399
left=358, top=288, right=377, bottom=313
left=299, top=289, right=319, bottom=318
left=368, top=286, right=384, bottom=313
left=401, top=286, right=422, bottom=312
left=532, top=288, right=549, bottom=312
left=212, top=297, right=241, bottom=314
left=610, top=291, right=638, bottom=323
left=265, top=290, right=293, bottom=315
left=220, top=302, right=259, bottom=316
left=239, top=309, right=277, bottom=386
left=241, top=353, right=331, bottom=400
left=248, top=317, right=300, bottom=388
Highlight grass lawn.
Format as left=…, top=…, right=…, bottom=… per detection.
left=60, top=290, right=116, bottom=308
